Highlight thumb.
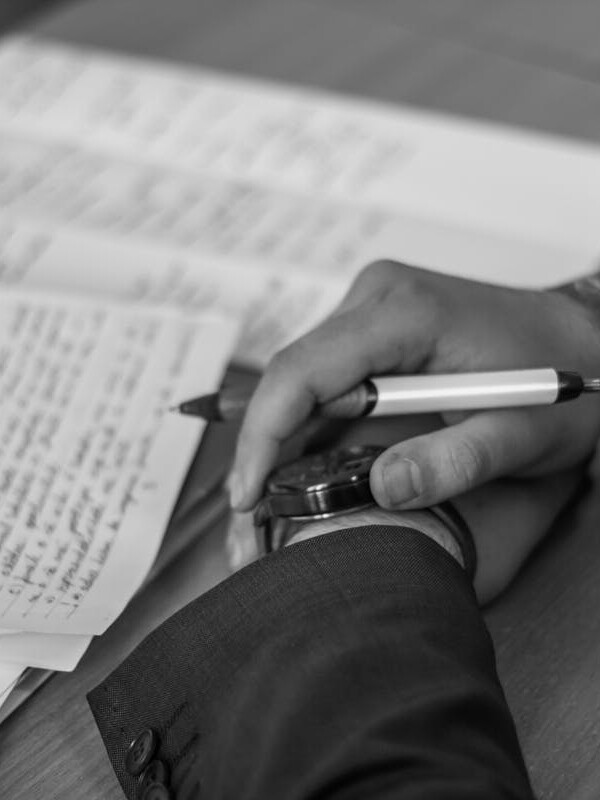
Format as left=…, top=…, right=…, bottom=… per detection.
left=370, top=411, right=548, bottom=509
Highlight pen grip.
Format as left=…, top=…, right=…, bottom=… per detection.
left=317, top=382, right=375, bottom=418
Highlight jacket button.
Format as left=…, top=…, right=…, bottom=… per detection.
left=125, top=728, right=159, bottom=776
left=139, top=760, right=170, bottom=794
left=140, top=783, right=173, bottom=800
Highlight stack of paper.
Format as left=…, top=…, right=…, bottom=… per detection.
left=0, top=289, right=237, bottom=704
left=1, top=33, right=600, bottom=708
left=0, top=664, right=23, bottom=709
left=0, top=34, right=599, bottom=297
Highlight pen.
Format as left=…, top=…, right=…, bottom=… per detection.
left=170, top=369, right=600, bottom=422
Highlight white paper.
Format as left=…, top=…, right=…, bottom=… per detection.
left=0, top=290, right=237, bottom=635
left=0, top=217, right=345, bottom=367
left=0, top=662, right=24, bottom=706
left=0, top=131, right=390, bottom=283
left=0, top=129, right=594, bottom=292
left=0, top=631, right=91, bottom=671
left=0, top=36, right=411, bottom=198
left=0, top=34, right=599, bottom=263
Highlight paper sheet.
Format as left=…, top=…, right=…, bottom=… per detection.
left=0, top=217, right=345, bottom=367
left=0, top=663, right=24, bottom=707
left=0, top=130, right=593, bottom=292
left=0, top=631, right=90, bottom=671
left=0, top=36, right=410, bottom=198
left=0, top=290, right=237, bottom=635
left=0, top=34, right=599, bottom=260
left=0, top=131, right=389, bottom=282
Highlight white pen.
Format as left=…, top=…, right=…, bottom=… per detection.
left=170, top=368, right=600, bottom=421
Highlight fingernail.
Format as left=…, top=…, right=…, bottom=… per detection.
left=227, top=471, right=245, bottom=509
left=382, top=458, right=422, bottom=506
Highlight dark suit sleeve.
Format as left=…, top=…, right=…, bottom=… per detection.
left=88, top=526, right=534, bottom=800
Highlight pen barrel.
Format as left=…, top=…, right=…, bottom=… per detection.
left=368, top=369, right=562, bottom=415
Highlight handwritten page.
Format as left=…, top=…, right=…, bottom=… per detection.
left=0, top=217, right=345, bottom=367
left=0, top=131, right=389, bottom=282
left=0, top=290, right=237, bottom=635
left=0, top=131, right=593, bottom=291
left=0, top=35, right=599, bottom=260
left=0, top=36, right=410, bottom=198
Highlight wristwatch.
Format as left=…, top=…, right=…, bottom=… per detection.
left=253, top=443, right=476, bottom=578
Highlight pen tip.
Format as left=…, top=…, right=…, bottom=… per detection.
left=169, top=393, right=223, bottom=420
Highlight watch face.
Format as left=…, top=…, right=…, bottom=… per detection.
left=255, top=444, right=385, bottom=535
left=268, top=444, right=384, bottom=493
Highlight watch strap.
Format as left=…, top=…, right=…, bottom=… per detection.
left=257, top=501, right=377, bottom=554
left=259, top=498, right=476, bottom=581
left=427, top=501, right=477, bottom=580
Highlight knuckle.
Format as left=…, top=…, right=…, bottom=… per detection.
left=355, top=261, right=440, bottom=314
left=265, top=347, right=291, bottom=381
left=264, top=336, right=315, bottom=395
left=353, top=259, right=404, bottom=292
left=267, top=345, right=292, bottom=373
left=389, top=272, right=438, bottom=311
left=445, top=435, right=492, bottom=490
left=259, top=346, right=303, bottom=396
left=268, top=337, right=307, bottom=375
left=348, top=261, right=443, bottom=324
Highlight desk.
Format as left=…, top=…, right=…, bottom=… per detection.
left=2, top=2, right=600, bottom=797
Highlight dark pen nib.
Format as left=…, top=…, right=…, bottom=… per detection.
left=171, top=393, right=223, bottom=420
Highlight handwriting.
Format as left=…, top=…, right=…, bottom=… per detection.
left=0, top=37, right=411, bottom=195
left=0, top=291, right=236, bottom=634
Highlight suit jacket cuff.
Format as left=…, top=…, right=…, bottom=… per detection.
left=88, top=525, right=531, bottom=799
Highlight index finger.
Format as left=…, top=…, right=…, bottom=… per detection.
left=229, top=297, right=435, bottom=510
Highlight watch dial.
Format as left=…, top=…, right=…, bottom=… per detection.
left=269, top=444, right=385, bottom=492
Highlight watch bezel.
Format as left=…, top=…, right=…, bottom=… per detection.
left=254, top=444, right=385, bottom=552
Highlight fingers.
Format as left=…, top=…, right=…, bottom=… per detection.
left=226, top=256, right=600, bottom=518
left=225, top=511, right=258, bottom=572
left=463, top=468, right=585, bottom=604
left=369, top=410, right=551, bottom=510
left=229, top=276, right=439, bottom=510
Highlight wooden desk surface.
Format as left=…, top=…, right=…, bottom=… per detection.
left=2, top=2, right=600, bottom=797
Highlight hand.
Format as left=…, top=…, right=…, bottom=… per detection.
left=229, top=261, right=600, bottom=513
left=226, top=461, right=586, bottom=604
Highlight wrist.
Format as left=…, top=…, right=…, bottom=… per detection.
left=285, top=506, right=466, bottom=569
